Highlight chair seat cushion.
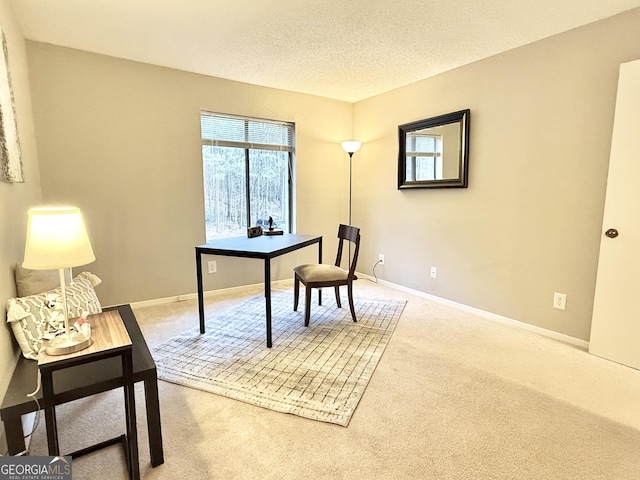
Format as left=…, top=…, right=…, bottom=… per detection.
left=294, top=264, right=348, bottom=283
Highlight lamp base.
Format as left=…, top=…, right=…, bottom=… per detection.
left=45, top=331, right=92, bottom=356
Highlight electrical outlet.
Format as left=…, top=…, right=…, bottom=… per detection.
left=430, top=266, right=437, bottom=279
left=553, top=292, right=567, bottom=310
left=208, top=261, right=217, bottom=274
left=378, top=254, right=385, bottom=265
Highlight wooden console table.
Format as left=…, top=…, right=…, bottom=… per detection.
left=0, top=304, right=163, bottom=468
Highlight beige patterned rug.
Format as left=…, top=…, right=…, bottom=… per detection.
left=152, top=289, right=405, bottom=426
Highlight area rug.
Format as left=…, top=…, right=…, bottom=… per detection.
left=152, top=289, right=406, bottom=426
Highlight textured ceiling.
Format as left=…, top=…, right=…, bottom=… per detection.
left=10, top=0, right=640, bottom=102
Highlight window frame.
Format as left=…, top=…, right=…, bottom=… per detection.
left=200, top=112, right=295, bottom=240
left=406, top=133, right=443, bottom=181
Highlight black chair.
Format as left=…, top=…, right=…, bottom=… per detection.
left=293, top=224, right=360, bottom=326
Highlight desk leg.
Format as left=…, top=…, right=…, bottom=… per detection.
left=144, top=373, right=164, bottom=467
left=196, top=249, right=205, bottom=334
left=264, top=258, right=272, bottom=348
left=318, top=238, right=323, bottom=306
left=41, top=370, right=60, bottom=456
left=123, top=350, right=140, bottom=480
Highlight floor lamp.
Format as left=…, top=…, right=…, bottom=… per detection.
left=341, top=140, right=361, bottom=267
left=22, top=206, right=96, bottom=355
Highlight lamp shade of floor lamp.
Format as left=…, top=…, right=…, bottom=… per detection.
left=22, top=206, right=96, bottom=355
left=341, top=141, right=361, bottom=226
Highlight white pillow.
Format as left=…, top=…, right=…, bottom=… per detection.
left=6, top=272, right=102, bottom=360
left=13, top=265, right=60, bottom=297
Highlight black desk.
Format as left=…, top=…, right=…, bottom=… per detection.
left=196, top=234, right=322, bottom=347
left=0, top=304, right=164, bottom=468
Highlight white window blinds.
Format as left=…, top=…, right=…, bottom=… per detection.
left=201, top=112, right=294, bottom=152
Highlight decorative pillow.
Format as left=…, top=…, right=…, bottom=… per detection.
left=6, top=272, right=102, bottom=360
left=14, top=265, right=60, bottom=297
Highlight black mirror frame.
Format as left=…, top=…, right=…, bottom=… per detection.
left=397, top=109, right=470, bottom=189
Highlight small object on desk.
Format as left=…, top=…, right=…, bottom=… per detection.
left=247, top=226, right=263, bottom=238
left=263, top=216, right=283, bottom=235
left=264, top=216, right=283, bottom=235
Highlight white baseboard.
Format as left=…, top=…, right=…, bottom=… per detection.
left=126, top=274, right=588, bottom=350
left=127, top=279, right=292, bottom=309
left=357, top=273, right=589, bottom=350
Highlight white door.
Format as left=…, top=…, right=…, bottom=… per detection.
left=589, top=59, right=640, bottom=370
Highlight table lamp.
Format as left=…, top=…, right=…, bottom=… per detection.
left=22, top=206, right=96, bottom=355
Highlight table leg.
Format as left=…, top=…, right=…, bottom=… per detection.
left=41, top=370, right=60, bottom=456
left=318, top=238, right=323, bottom=306
left=123, top=350, right=140, bottom=480
left=196, top=249, right=205, bottom=334
left=264, top=258, right=272, bottom=348
left=144, top=374, right=164, bottom=467
left=4, top=415, right=26, bottom=455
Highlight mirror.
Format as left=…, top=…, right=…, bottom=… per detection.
left=397, top=109, right=470, bottom=189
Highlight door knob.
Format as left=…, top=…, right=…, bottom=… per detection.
left=605, top=228, right=619, bottom=238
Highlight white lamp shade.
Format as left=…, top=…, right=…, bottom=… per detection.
left=341, top=141, right=362, bottom=154
left=23, top=206, right=96, bottom=270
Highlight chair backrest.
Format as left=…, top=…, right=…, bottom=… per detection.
left=335, top=224, right=360, bottom=278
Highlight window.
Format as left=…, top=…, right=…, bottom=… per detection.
left=405, top=133, right=443, bottom=181
left=201, top=112, right=294, bottom=241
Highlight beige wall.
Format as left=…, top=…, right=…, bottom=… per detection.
left=353, top=9, right=640, bottom=341
left=0, top=0, right=42, bottom=396
left=27, top=43, right=354, bottom=306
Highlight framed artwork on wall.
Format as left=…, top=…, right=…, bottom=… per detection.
left=0, top=27, right=23, bottom=183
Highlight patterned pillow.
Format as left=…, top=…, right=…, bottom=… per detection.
left=6, top=272, right=102, bottom=360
